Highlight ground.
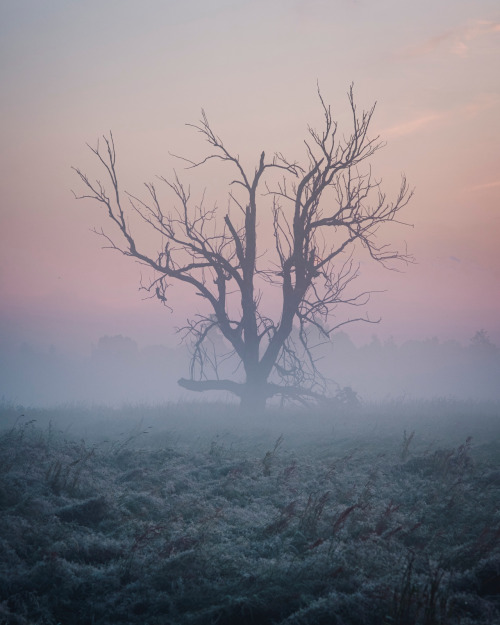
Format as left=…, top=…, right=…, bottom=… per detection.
left=0, top=400, right=499, bottom=624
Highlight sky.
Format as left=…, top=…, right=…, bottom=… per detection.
left=1, top=0, right=499, bottom=358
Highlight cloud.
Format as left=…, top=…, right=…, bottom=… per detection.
left=383, top=92, right=500, bottom=139
left=403, top=30, right=455, bottom=57
left=400, top=19, right=500, bottom=59
left=383, top=113, right=443, bottom=137
left=464, top=180, right=500, bottom=192
left=463, top=93, right=500, bottom=117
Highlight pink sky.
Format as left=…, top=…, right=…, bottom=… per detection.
left=1, top=0, right=499, bottom=355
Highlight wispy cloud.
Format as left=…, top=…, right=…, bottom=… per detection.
left=383, top=113, right=443, bottom=137
left=400, top=19, right=500, bottom=59
left=383, top=92, right=500, bottom=139
left=464, top=180, right=500, bottom=192
left=463, top=93, right=500, bottom=116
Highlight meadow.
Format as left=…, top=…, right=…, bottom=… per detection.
left=0, top=399, right=499, bottom=624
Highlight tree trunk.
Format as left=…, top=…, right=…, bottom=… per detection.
left=239, top=390, right=267, bottom=414
left=239, top=379, right=268, bottom=414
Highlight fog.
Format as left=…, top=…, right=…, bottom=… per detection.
left=2, top=329, right=499, bottom=408
left=2, top=3, right=500, bottom=623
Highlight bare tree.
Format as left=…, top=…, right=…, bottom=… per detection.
left=73, top=86, right=413, bottom=412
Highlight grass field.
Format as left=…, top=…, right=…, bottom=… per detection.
left=0, top=400, right=499, bottom=624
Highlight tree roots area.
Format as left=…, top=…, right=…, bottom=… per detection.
left=0, top=400, right=499, bottom=625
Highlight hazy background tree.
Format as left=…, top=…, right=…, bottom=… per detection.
left=73, top=86, right=413, bottom=412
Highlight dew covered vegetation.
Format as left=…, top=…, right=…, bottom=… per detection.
left=0, top=400, right=499, bottom=624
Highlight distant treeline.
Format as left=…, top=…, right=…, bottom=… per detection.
left=1, top=331, right=499, bottom=406
left=323, top=329, right=500, bottom=402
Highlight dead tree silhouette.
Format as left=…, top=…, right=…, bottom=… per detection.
left=73, top=85, right=413, bottom=412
